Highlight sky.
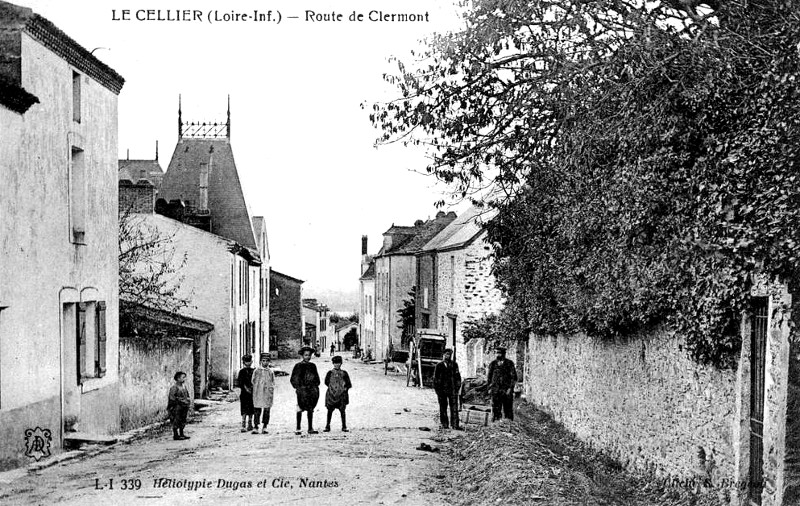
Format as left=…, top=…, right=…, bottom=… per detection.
left=21, top=0, right=466, bottom=295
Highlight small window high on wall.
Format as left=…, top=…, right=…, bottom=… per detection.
left=72, top=71, right=81, bottom=123
left=70, top=147, right=86, bottom=244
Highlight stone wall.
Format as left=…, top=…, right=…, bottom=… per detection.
left=525, top=329, right=738, bottom=497
left=270, top=271, right=303, bottom=359
left=119, top=337, right=194, bottom=431
left=437, top=233, right=504, bottom=367
left=119, top=181, right=155, bottom=213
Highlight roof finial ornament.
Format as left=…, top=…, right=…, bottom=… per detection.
left=178, top=94, right=183, bottom=138
left=226, top=94, right=231, bottom=138
left=155, top=140, right=159, bottom=161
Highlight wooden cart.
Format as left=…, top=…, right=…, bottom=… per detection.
left=407, top=330, right=447, bottom=387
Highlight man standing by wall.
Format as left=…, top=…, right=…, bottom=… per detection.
left=433, top=348, right=461, bottom=430
left=487, top=346, right=517, bottom=421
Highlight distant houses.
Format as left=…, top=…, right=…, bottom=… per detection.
left=371, top=212, right=457, bottom=360
left=0, top=1, right=125, bottom=469
left=360, top=207, right=503, bottom=375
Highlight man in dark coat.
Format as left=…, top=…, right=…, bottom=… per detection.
left=433, top=348, right=461, bottom=430
left=487, top=346, right=518, bottom=421
left=290, top=346, right=321, bottom=434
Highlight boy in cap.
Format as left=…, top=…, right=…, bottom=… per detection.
left=236, top=355, right=255, bottom=432
left=251, top=352, right=275, bottom=434
left=323, top=355, right=352, bottom=432
left=290, top=346, right=321, bottom=434
left=168, top=371, right=192, bottom=440
left=487, top=345, right=518, bottom=421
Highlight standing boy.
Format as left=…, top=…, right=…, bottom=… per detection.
left=290, top=346, right=320, bottom=435
left=487, top=346, right=517, bottom=421
left=433, top=348, right=461, bottom=430
left=324, top=355, right=352, bottom=432
left=251, top=353, right=275, bottom=434
left=168, top=371, right=192, bottom=440
left=237, top=355, right=255, bottom=432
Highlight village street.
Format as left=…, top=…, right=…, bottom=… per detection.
left=0, top=358, right=451, bottom=506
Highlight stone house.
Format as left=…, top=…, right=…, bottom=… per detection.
left=0, top=1, right=124, bottom=469
left=269, top=269, right=304, bottom=359
left=302, top=299, right=331, bottom=352
left=359, top=235, right=376, bottom=359
left=155, top=98, right=265, bottom=387
left=335, top=321, right=358, bottom=351
left=524, top=279, right=800, bottom=506
left=373, top=212, right=457, bottom=361
left=416, top=206, right=504, bottom=371
left=118, top=143, right=164, bottom=192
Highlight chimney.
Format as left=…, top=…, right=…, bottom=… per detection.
left=361, top=235, right=368, bottom=255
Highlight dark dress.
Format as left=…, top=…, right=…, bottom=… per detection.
left=168, top=383, right=191, bottom=429
left=290, top=361, right=320, bottom=411
left=324, top=369, right=352, bottom=410
left=237, top=366, right=255, bottom=416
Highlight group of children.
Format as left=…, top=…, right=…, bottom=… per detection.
left=168, top=348, right=351, bottom=440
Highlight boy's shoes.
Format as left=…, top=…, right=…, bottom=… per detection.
left=342, top=428, right=350, bottom=432
left=251, top=429, right=260, bottom=434
left=323, top=427, right=331, bottom=432
left=178, top=435, right=190, bottom=440
left=173, top=435, right=181, bottom=440
left=308, top=429, right=319, bottom=434
left=246, top=423, right=253, bottom=431
left=241, top=427, right=247, bottom=433
left=260, top=429, right=268, bottom=434
left=295, top=430, right=302, bottom=435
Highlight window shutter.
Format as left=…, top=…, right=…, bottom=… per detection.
left=96, top=302, right=107, bottom=377
left=77, top=303, right=87, bottom=382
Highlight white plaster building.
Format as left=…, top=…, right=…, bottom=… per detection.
left=0, top=1, right=125, bottom=469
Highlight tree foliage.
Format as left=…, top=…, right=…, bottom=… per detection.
left=119, top=210, right=190, bottom=336
left=372, top=0, right=800, bottom=368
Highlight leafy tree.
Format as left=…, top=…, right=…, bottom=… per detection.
left=118, top=210, right=190, bottom=336
left=372, top=0, right=800, bottom=368
left=329, top=313, right=341, bottom=324
left=343, top=328, right=359, bottom=350
left=397, top=287, right=417, bottom=345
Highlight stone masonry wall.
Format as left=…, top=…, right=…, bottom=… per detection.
left=525, top=329, right=738, bottom=497
left=437, top=233, right=504, bottom=367
left=270, top=273, right=303, bottom=359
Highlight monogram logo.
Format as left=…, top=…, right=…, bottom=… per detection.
left=24, top=427, right=52, bottom=461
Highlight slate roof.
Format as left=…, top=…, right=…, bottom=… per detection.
left=421, top=206, right=497, bottom=253
left=270, top=269, right=304, bottom=285
left=118, top=159, right=164, bottom=187
left=160, top=138, right=257, bottom=249
left=0, top=76, right=38, bottom=114
left=335, top=321, right=357, bottom=332
left=360, top=261, right=376, bottom=280
left=380, top=213, right=458, bottom=257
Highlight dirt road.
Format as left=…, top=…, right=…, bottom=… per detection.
left=0, top=357, right=450, bottom=505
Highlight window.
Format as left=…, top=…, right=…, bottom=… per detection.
left=70, top=147, right=86, bottom=244
left=72, top=301, right=107, bottom=383
left=423, top=287, right=429, bottom=309
left=72, top=71, right=81, bottom=123
left=421, top=313, right=430, bottom=329
left=77, top=303, right=88, bottom=383
left=95, top=302, right=107, bottom=377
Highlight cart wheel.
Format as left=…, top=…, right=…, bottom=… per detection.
left=406, top=360, right=411, bottom=386
left=384, top=359, right=388, bottom=375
